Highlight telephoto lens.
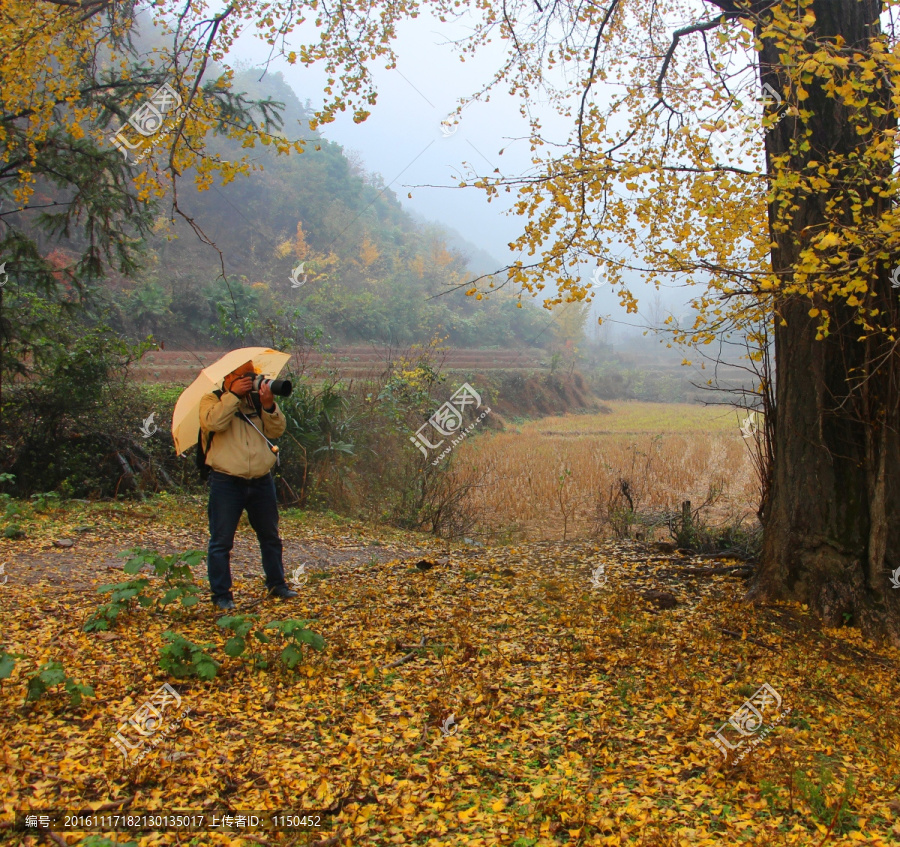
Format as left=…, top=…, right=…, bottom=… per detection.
left=251, top=375, right=293, bottom=396
left=268, top=378, right=292, bottom=396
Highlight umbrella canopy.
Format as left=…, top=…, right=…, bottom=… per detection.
left=171, top=347, right=291, bottom=456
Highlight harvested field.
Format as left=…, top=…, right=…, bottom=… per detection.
left=457, top=401, right=758, bottom=542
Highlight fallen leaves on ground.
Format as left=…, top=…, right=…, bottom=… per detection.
left=0, top=498, right=899, bottom=846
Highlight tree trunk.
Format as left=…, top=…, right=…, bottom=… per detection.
left=747, top=0, right=900, bottom=645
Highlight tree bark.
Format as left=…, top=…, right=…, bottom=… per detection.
left=744, top=0, right=900, bottom=644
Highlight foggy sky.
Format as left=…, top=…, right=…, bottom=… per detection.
left=229, top=10, right=701, bottom=341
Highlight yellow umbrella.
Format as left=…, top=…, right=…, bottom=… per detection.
left=171, top=347, right=291, bottom=456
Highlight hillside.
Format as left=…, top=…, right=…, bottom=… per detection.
left=102, top=71, right=548, bottom=351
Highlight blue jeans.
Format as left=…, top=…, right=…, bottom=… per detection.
left=207, top=470, right=287, bottom=600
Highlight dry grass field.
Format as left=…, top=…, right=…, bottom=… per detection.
left=457, top=401, right=759, bottom=542
left=130, top=351, right=756, bottom=546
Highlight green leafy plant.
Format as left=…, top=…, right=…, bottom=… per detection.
left=120, top=548, right=204, bottom=609
left=83, top=578, right=151, bottom=632
left=25, top=661, right=94, bottom=706
left=159, top=631, right=219, bottom=679
left=217, top=613, right=270, bottom=668
left=0, top=649, right=21, bottom=683
left=1, top=292, right=165, bottom=501
left=84, top=548, right=203, bottom=632
left=0, top=474, right=21, bottom=523
left=278, top=380, right=356, bottom=507
left=264, top=619, right=325, bottom=669
left=2, top=499, right=21, bottom=519
left=284, top=382, right=356, bottom=457
left=29, top=491, right=60, bottom=512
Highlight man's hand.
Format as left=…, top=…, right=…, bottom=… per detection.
left=228, top=375, right=254, bottom=397
left=259, top=381, right=276, bottom=412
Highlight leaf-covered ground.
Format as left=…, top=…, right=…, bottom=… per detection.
left=1, top=497, right=899, bottom=846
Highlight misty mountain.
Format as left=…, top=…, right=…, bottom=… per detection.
left=108, top=71, right=546, bottom=349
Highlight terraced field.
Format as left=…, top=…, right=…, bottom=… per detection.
left=133, top=347, right=549, bottom=385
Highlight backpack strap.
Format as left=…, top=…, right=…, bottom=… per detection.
left=196, top=389, right=225, bottom=479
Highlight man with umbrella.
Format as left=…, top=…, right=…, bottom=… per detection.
left=175, top=349, right=298, bottom=610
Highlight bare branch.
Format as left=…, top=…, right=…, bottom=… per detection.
left=655, top=14, right=739, bottom=95
left=577, top=0, right=622, bottom=152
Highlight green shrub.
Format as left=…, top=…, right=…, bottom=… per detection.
left=0, top=298, right=158, bottom=498
left=276, top=381, right=356, bottom=507
left=30, top=491, right=61, bottom=512
left=159, top=631, right=218, bottom=680
left=25, top=661, right=94, bottom=706
left=122, top=548, right=204, bottom=608
left=264, top=619, right=325, bottom=669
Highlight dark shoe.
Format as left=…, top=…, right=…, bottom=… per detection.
left=213, top=596, right=236, bottom=611
left=268, top=584, right=298, bottom=599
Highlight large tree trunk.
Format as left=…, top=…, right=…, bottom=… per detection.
left=746, top=0, right=900, bottom=645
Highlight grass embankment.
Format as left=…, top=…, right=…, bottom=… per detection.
left=0, top=498, right=898, bottom=846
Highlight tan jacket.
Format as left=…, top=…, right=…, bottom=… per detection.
left=199, top=391, right=286, bottom=479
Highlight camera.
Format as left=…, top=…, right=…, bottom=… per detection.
left=250, top=374, right=293, bottom=397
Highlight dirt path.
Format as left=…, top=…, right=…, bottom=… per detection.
left=0, top=501, right=752, bottom=622
left=0, top=507, right=444, bottom=594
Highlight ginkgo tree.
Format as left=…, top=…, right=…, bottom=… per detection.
left=0, top=0, right=410, bottom=408
left=4, top=0, right=900, bottom=642
left=441, top=0, right=900, bottom=645
left=0, top=0, right=284, bottom=400
left=375, top=0, right=900, bottom=644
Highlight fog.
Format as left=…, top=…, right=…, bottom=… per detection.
left=227, top=10, right=715, bottom=350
